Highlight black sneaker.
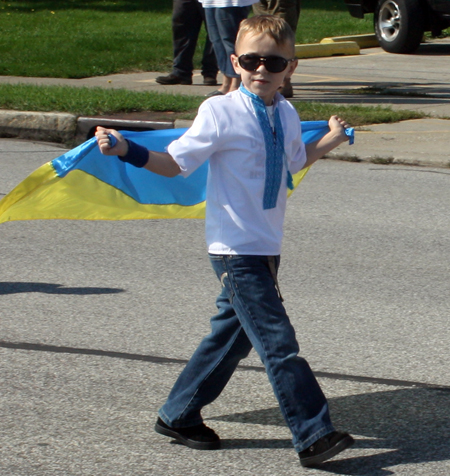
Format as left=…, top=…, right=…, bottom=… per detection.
left=156, top=73, right=192, bottom=85
left=154, top=417, right=221, bottom=450
left=203, top=76, right=218, bottom=86
left=278, top=78, right=293, bottom=98
left=299, top=431, right=354, bottom=467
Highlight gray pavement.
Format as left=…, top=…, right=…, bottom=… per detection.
left=0, top=39, right=449, bottom=167
left=1, top=38, right=450, bottom=475
left=1, top=140, right=450, bottom=475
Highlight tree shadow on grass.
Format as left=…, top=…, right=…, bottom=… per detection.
left=9, top=0, right=355, bottom=13
left=8, top=0, right=172, bottom=14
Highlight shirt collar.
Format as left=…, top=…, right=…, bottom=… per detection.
left=239, top=83, right=282, bottom=110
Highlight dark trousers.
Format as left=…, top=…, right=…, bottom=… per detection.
left=172, top=0, right=218, bottom=79
left=253, top=0, right=301, bottom=33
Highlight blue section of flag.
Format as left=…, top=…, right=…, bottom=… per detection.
left=50, top=121, right=338, bottom=207
left=52, top=129, right=209, bottom=206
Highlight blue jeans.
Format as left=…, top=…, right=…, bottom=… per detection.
left=204, top=6, right=250, bottom=78
left=159, top=255, right=334, bottom=452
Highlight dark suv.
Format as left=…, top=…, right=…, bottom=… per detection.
left=344, top=0, right=450, bottom=53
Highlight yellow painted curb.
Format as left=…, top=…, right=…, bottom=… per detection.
left=295, top=41, right=360, bottom=59
left=320, top=34, right=379, bottom=49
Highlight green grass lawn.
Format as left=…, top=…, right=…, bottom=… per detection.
left=0, top=0, right=441, bottom=124
left=0, top=83, right=428, bottom=127
left=0, top=0, right=375, bottom=78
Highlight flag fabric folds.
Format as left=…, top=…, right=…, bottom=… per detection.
left=0, top=121, right=339, bottom=224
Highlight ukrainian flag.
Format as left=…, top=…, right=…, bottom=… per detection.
left=0, top=121, right=335, bottom=224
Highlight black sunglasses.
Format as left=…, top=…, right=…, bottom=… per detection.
left=238, top=54, right=294, bottom=73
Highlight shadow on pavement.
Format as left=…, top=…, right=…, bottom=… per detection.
left=0, top=281, right=124, bottom=295
left=415, top=43, right=450, bottom=55
left=171, top=438, right=293, bottom=449
left=212, top=387, right=450, bottom=474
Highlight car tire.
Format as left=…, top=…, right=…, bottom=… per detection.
left=374, top=0, right=425, bottom=53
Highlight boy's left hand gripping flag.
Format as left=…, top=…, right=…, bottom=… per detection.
left=0, top=121, right=335, bottom=224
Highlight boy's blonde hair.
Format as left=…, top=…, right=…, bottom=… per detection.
left=235, top=15, right=296, bottom=56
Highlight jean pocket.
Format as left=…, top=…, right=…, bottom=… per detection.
left=209, top=255, right=235, bottom=304
left=220, top=271, right=235, bottom=304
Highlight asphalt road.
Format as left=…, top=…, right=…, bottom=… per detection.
left=1, top=139, right=450, bottom=475
left=290, top=39, right=450, bottom=117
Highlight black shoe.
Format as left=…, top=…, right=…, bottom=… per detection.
left=205, top=90, right=224, bottom=97
left=156, top=73, right=192, bottom=85
left=154, top=417, right=221, bottom=450
left=203, top=76, right=218, bottom=86
left=278, top=78, right=293, bottom=98
left=299, top=431, right=354, bottom=467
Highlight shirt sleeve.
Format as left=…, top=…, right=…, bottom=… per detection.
left=168, top=101, right=220, bottom=178
left=287, top=113, right=307, bottom=175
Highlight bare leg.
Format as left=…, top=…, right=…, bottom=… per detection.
left=218, top=75, right=231, bottom=94
left=229, top=77, right=240, bottom=92
left=218, top=75, right=241, bottom=94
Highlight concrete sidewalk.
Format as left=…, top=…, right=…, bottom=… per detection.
left=0, top=41, right=449, bottom=167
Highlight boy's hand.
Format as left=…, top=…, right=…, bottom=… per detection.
left=328, top=115, right=351, bottom=143
left=304, top=115, right=353, bottom=167
left=95, top=126, right=128, bottom=156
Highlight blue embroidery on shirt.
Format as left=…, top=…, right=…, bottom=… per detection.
left=239, top=84, right=293, bottom=210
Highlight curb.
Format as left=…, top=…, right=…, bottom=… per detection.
left=1, top=114, right=449, bottom=170
left=75, top=116, right=175, bottom=144
left=0, top=110, right=190, bottom=146
left=294, top=34, right=378, bottom=59
left=320, top=34, right=379, bottom=49
left=326, top=150, right=450, bottom=168
left=0, top=110, right=77, bottom=144
left=295, top=41, right=360, bottom=59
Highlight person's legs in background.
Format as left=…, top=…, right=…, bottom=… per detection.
left=252, top=0, right=301, bottom=97
left=197, top=0, right=219, bottom=84
left=204, top=6, right=250, bottom=96
left=253, top=0, right=301, bottom=32
left=157, top=0, right=218, bottom=85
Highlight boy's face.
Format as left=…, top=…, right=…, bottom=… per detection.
left=231, top=32, right=298, bottom=106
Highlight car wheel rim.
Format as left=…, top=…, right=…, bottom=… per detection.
left=378, top=0, right=401, bottom=42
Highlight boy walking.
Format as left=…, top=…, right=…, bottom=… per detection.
left=96, top=15, right=354, bottom=467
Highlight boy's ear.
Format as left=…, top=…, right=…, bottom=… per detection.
left=285, top=58, right=298, bottom=79
left=231, top=54, right=241, bottom=75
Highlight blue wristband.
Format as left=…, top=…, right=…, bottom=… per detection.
left=118, top=139, right=148, bottom=168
